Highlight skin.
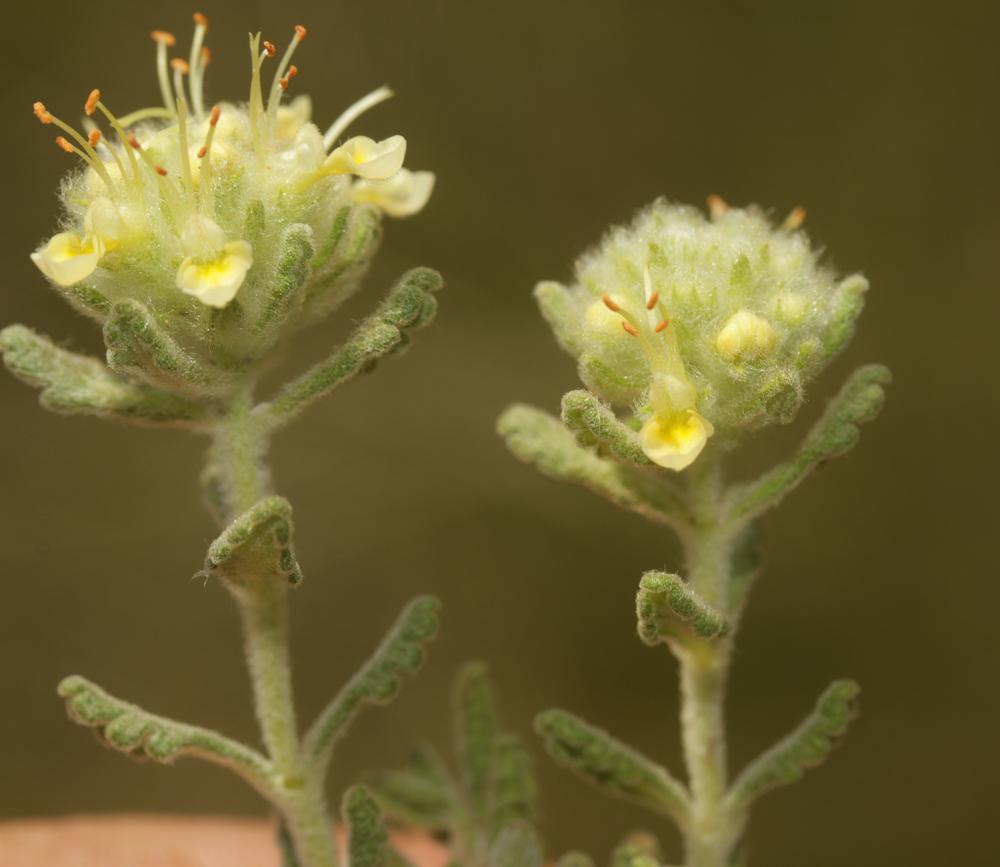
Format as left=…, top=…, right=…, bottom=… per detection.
left=0, top=815, right=450, bottom=867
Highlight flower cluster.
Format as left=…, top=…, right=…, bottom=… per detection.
left=30, top=14, right=434, bottom=393
left=537, top=198, right=868, bottom=469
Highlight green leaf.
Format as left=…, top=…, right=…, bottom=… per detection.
left=368, top=744, right=457, bottom=829
left=57, top=675, right=273, bottom=796
left=636, top=571, right=728, bottom=645
left=497, top=404, right=687, bottom=530
left=561, top=390, right=650, bottom=465
left=489, top=733, right=538, bottom=831
left=454, top=661, right=500, bottom=819
left=534, top=280, right=582, bottom=356
left=0, top=325, right=206, bottom=427
left=312, top=205, right=351, bottom=272
left=726, top=679, right=860, bottom=809
left=263, top=268, right=443, bottom=430
left=304, top=596, right=441, bottom=770
left=535, top=709, right=690, bottom=825
left=487, top=820, right=544, bottom=867
left=204, top=496, right=303, bottom=586
left=726, top=365, right=891, bottom=524
left=306, top=205, right=384, bottom=316
left=822, top=275, right=868, bottom=359
left=344, top=785, right=392, bottom=867
left=103, top=299, right=238, bottom=397
left=255, top=223, right=315, bottom=334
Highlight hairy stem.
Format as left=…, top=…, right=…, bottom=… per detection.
left=678, top=453, right=741, bottom=867
left=217, top=383, right=337, bottom=867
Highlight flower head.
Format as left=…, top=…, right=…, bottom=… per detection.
left=537, top=198, right=869, bottom=467
left=29, top=13, right=434, bottom=388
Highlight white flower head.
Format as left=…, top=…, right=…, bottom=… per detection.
left=352, top=169, right=435, bottom=217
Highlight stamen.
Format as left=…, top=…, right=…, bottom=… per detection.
left=155, top=165, right=168, bottom=176
left=707, top=194, right=729, bottom=219
left=151, top=30, right=177, bottom=113
left=602, top=293, right=621, bottom=312
left=88, top=129, right=101, bottom=147
left=189, top=12, right=209, bottom=119
left=322, top=85, right=393, bottom=150
left=54, top=136, right=74, bottom=153
left=266, top=25, right=309, bottom=134
left=201, top=46, right=211, bottom=66
left=248, top=33, right=267, bottom=155
left=646, top=291, right=659, bottom=310
left=197, top=105, right=221, bottom=216
left=171, top=58, right=190, bottom=110
left=84, top=89, right=101, bottom=116
left=263, top=41, right=276, bottom=57
left=94, top=100, right=144, bottom=193
left=783, top=205, right=806, bottom=231
left=115, top=107, right=174, bottom=126
left=655, top=319, right=670, bottom=333
left=36, top=102, right=114, bottom=191
left=622, top=321, right=639, bottom=337
left=33, top=101, right=53, bottom=124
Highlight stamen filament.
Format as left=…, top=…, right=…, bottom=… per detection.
left=175, top=97, right=197, bottom=212
left=40, top=109, right=115, bottom=191
left=171, top=58, right=190, bottom=111
left=197, top=105, right=221, bottom=217
left=95, top=102, right=144, bottom=195
left=248, top=33, right=267, bottom=156
left=322, top=85, right=393, bottom=150
left=189, top=13, right=209, bottom=119
left=116, top=107, right=175, bottom=127
left=129, top=133, right=184, bottom=223
left=151, top=31, right=177, bottom=114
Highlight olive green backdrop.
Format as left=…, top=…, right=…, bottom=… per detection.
left=2, top=1, right=997, bottom=865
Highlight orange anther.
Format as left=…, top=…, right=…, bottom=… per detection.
left=128, top=134, right=141, bottom=149
left=263, top=41, right=276, bottom=57
left=209, top=105, right=221, bottom=126
left=197, top=145, right=208, bottom=158
left=707, top=194, right=728, bottom=218
left=201, top=46, right=212, bottom=66
left=33, top=101, right=53, bottom=124
left=155, top=165, right=168, bottom=176
left=783, top=205, right=807, bottom=231
left=170, top=58, right=190, bottom=73
left=84, top=89, right=101, bottom=116
left=655, top=319, right=670, bottom=333
left=279, top=78, right=289, bottom=91
left=287, top=65, right=298, bottom=79
left=601, top=293, right=620, bottom=312
left=55, top=136, right=74, bottom=154
left=193, top=12, right=208, bottom=28
left=646, top=291, right=659, bottom=310
left=622, top=321, right=639, bottom=337
left=294, top=24, right=308, bottom=40
left=151, top=30, right=177, bottom=46
left=88, top=129, right=101, bottom=147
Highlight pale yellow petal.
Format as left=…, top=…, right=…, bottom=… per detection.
left=323, top=135, right=407, bottom=179
left=176, top=240, right=254, bottom=309
left=30, top=233, right=102, bottom=287
left=639, top=410, right=713, bottom=471
left=351, top=169, right=434, bottom=217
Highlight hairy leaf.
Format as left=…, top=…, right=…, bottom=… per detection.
left=263, top=268, right=443, bottom=429
left=304, top=597, right=441, bottom=769
left=561, top=390, right=650, bottom=465
left=368, top=744, right=456, bottom=829
left=636, top=571, right=728, bottom=645
left=726, top=680, right=860, bottom=809
left=727, top=365, right=890, bottom=523
left=535, top=709, right=689, bottom=824
left=0, top=325, right=207, bottom=427
left=497, top=404, right=686, bottom=529
left=204, top=496, right=302, bottom=586
left=255, top=223, right=315, bottom=333
left=58, top=675, right=273, bottom=795
left=344, top=785, right=392, bottom=867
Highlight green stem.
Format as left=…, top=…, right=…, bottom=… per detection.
left=678, top=452, right=741, bottom=867
left=216, top=383, right=338, bottom=867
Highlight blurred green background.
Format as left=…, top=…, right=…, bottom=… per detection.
left=2, top=1, right=998, bottom=864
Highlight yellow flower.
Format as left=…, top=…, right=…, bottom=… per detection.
left=30, top=233, right=104, bottom=288
left=323, top=135, right=407, bottom=179
left=175, top=215, right=253, bottom=308
left=594, top=268, right=715, bottom=470
left=352, top=169, right=434, bottom=217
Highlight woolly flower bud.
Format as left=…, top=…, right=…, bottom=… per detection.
left=536, top=198, right=868, bottom=465
left=28, top=17, right=434, bottom=397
